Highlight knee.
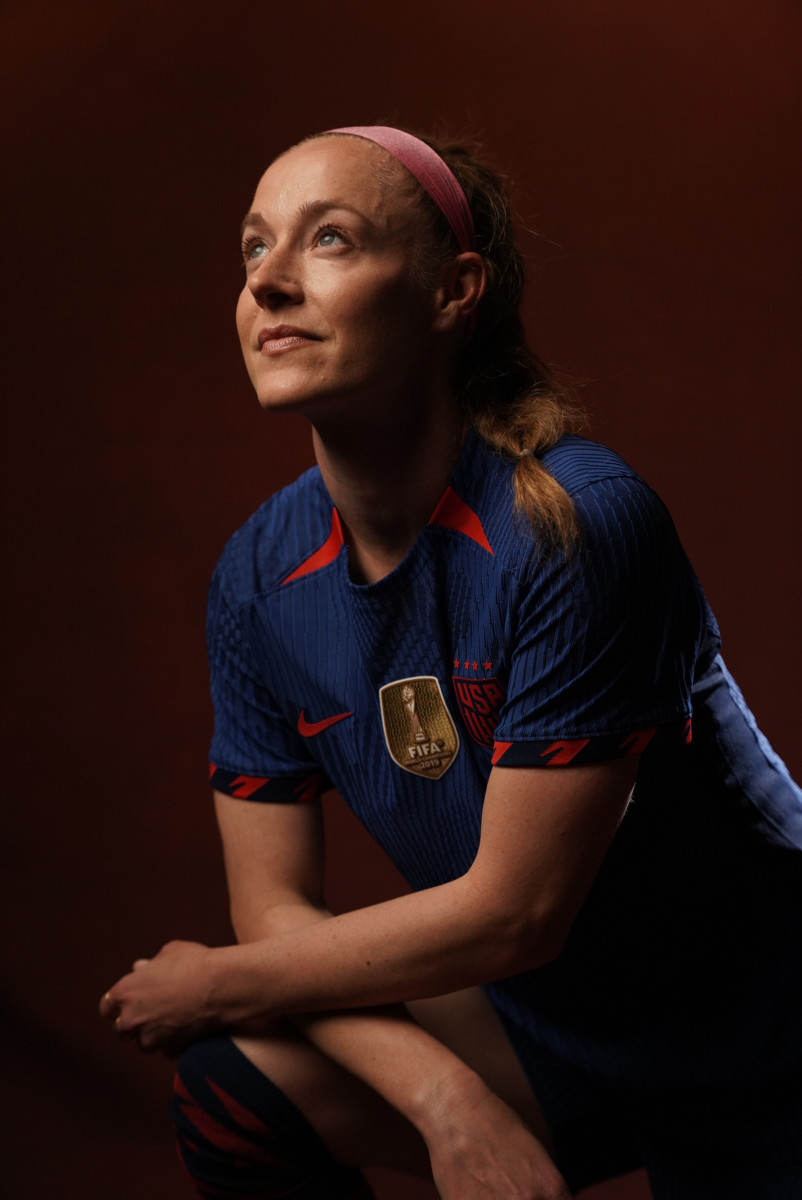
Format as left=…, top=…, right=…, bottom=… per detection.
left=172, top=1036, right=274, bottom=1194
left=171, top=1035, right=369, bottom=1200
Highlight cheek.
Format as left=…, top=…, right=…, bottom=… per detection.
left=235, top=292, right=262, bottom=387
left=235, top=289, right=255, bottom=345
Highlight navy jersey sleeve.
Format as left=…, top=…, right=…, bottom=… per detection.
left=207, top=565, right=331, bottom=803
left=492, top=474, right=714, bottom=767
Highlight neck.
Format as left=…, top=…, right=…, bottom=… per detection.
left=311, top=397, right=466, bottom=584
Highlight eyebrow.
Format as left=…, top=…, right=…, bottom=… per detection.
left=240, top=199, right=378, bottom=239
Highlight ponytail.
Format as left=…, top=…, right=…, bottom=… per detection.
left=416, top=136, right=584, bottom=549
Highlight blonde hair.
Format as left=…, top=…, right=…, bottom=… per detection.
left=407, top=134, right=584, bottom=549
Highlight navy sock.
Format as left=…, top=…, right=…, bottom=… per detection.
left=171, top=1035, right=375, bottom=1199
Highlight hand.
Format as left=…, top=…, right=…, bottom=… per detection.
left=99, top=939, right=219, bottom=1054
left=424, top=1082, right=571, bottom=1200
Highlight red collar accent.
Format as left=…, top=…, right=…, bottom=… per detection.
left=281, top=509, right=345, bottom=585
left=428, top=486, right=493, bottom=555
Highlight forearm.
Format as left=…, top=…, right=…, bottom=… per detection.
left=298, top=1005, right=494, bottom=1140
left=258, top=962, right=564, bottom=1198
left=231, top=915, right=566, bottom=1200
left=211, top=872, right=547, bottom=1027
left=234, top=898, right=498, bottom=1138
left=211, top=760, right=635, bottom=1029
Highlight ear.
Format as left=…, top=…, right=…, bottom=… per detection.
left=431, top=252, right=487, bottom=333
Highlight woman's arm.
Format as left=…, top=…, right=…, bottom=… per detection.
left=103, top=756, right=636, bottom=1038
left=206, top=796, right=555, bottom=1140
left=104, top=790, right=570, bottom=1198
left=220, top=756, right=635, bottom=1020
left=222, top=791, right=572, bottom=1197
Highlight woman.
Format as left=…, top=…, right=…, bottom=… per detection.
left=101, top=127, right=802, bottom=1199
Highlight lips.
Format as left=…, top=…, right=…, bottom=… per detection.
left=257, top=325, right=320, bottom=353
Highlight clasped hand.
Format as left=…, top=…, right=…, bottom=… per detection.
left=99, top=939, right=217, bottom=1053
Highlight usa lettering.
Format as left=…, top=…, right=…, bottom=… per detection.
left=453, top=677, right=505, bottom=747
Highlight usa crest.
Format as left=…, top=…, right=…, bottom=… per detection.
left=379, top=676, right=459, bottom=780
left=452, top=676, right=505, bottom=748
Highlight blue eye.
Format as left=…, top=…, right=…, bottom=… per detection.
left=241, top=236, right=266, bottom=263
left=316, top=226, right=344, bottom=247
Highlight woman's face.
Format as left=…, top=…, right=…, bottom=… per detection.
left=236, top=136, right=440, bottom=418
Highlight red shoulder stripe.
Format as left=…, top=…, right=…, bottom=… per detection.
left=429, top=486, right=494, bottom=555
left=281, top=509, right=345, bottom=585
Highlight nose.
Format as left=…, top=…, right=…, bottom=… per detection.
left=246, top=244, right=304, bottom=309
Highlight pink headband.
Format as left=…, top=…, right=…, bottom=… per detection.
left=326, top=125, right=476, bottom=254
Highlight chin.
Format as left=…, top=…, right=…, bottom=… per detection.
left=252, top=376, right=370, bottom=419
left=254, top=391, right=309, bottom=413
left=248, top=372, right=314, bottom=412
left=252, top=382, right=330, bottom=415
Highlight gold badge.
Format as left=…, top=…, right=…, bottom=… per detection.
left=379, top=676, right=459, bottom=780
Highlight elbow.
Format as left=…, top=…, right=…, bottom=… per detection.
left=230, top=906, right=261, bottom=944
left=462, top=862, right=576, bottom=977
left=230, top=899, right=330, bottom=944
left=483, top=902, right=569, bottom=976
left=508, top=921, right=567, bottom=973
left=228, top=899, right=281, bottom=944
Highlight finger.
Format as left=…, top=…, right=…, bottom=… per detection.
left=132, top=958, right=151, bottom=970
left=99, top=989, right=117, bottom=1018
left=114, top=1013, right=138, bottom=1041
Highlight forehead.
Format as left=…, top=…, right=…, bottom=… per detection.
left=250, top=136, right=416, bottom=225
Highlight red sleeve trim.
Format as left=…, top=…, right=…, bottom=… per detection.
left=210, top=764, right=330, bottom=803
left=229, top=773, right=272, bottom=799
left=294, top=773, right=327, bottom=803
left=491, top=740, right=513, bottom=765
left=491, top=720, right=691, bottom=767
left=541, top=737, right=591, bottom=765
left=619, top=727, right=657, bottom=756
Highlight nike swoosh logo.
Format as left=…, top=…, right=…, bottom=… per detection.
left=297, top=709, right=353, bottom=737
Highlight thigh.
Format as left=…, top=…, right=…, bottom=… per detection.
left=483, top=1008, right=643, bottom=1192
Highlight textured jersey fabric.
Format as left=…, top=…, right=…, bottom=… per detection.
left=207, top=432, right=802, bottom=1128
left=209, top=433, right=709, bottom=806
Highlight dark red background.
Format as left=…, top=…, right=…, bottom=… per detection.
left=2, top=1, right=799, bottom=1196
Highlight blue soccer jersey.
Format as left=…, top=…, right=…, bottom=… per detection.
left=209, top=434, right=708, bottom=835
left=207, top=432, right=802, bottom=1104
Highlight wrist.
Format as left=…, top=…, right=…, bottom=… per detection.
left=205, top=942, right=262, bottom=1025
left=407, top=1054, right=492, bottom=1143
